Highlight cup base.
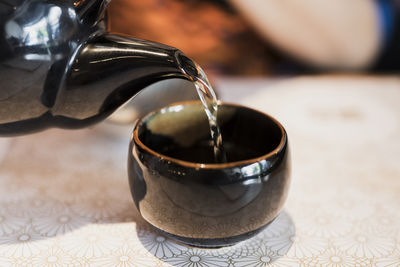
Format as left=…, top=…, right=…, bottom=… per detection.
left=152, top=221, right=272, bottom=248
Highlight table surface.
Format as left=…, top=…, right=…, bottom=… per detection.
left=0, top=75, right=399, bottom=266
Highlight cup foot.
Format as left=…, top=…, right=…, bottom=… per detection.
left=152, top=222, right=272, bottom=248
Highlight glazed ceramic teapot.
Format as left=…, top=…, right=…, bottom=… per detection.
left=0, top=0, right=198, bottom=136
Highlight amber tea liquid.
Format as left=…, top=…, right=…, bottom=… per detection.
left=190, top=65, right=227, bottom=163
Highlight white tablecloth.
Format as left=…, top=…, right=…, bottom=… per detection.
left=0, top=75, right=399, bottom=266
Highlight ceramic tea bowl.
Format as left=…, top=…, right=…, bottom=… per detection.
left=128, top=101, right=290, bottom=247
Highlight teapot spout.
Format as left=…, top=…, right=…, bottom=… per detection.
left=51, top=34, right=197, bottom=128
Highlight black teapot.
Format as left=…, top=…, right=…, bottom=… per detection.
left=0, top=0, right=198, bottom=135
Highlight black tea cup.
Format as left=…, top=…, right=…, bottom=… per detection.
left=128, top=101, right=290, bottom=248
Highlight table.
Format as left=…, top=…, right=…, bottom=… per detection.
left=0, top=75, right=399, bottom=266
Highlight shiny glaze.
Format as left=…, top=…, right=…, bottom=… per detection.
left=128, top=102, right=291, bottom=247
left=0, top=0, right=194, bottom=135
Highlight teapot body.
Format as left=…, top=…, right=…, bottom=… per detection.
left=0, top=0, right=194, bottom=135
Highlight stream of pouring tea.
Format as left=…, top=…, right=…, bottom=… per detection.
left=191, top=65, right=227, bottom=163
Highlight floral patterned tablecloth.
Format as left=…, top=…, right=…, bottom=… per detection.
left=0, top=75, right=399, bottom=266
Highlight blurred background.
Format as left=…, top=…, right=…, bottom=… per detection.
left=107, top=0, right=400, bottom=78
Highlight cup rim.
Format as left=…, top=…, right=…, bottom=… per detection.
left=132, top=100, right=287, bottom=169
